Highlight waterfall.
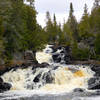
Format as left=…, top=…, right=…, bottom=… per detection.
left=1, top=45, right=94, bottom=93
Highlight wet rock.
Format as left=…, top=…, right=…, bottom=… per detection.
left=52, top=54, right=61, bottom=63
left=12, top=65, right=19, bottom=71
left=32, top=63, right=49, bottom=70
left=40, top=62, right=49, bottom=68
left=0, top=77, right=3, bottom=83
left=50, top=46, right=57, bottom=53
left=0, top=77, right=12, bottom=92
left=68, top=67, right=79, bottom=73
left=45, top=74, right=53, bottom=83
left=94, top=90, right=100, bottom=95
left=51, top=45, right=71, bottom=64
left=91, top=65, right=100, bottom=76
left=32, top=64, right=37, bottom=70
left=73, top=88, right=85, bottom=92
left=88, top=78, right=97, bottom=85
left=24, top=50, right=38, bottom=65
left=89, top=84, right=100, bottom=90
left=52, top=66, right=59, bottom=70
left=2, top=83, right=12, bottom=90
left=33, top=71, right=54, bottom=84
left=43, top=72, right=54, bottom=83
left=33, top=73, right=42, bottom=83
left=0, top=82, right=12, bottom=92
left=88, top=77, right=100, bottom=90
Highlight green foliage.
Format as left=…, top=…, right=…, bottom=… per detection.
left=45, top=12, right=62, bottom=43
left=44, top=1, right=100, bottom=61
left=95, top=33, right=100, bottom=55
left=0, top=0, right=46, bottom=63
left=0, top=0, right=100, bottom=64
left=0, top=17, right=4, bottom=64
left=67, top=3, right=79, bottom=41
left=79, top=4, right=90, bottom=40
left=45, top=11, right=54, bottom=42
left=72, top=42, right=90, bottom=60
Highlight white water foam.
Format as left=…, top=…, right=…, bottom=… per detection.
left=1, top=45, right=95, bottom=94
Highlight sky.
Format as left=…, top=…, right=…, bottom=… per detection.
left=35, top=0, right=94, bottom=27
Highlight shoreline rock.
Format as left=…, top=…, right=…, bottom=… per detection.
left=0, top=77, right=12, bottom=92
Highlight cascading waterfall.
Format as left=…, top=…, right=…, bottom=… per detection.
left=1, top=45, right=94, bottom=93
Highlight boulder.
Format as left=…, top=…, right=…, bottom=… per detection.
left=73, top=88, right=85, bottom=92
left=39, top=62, right=50, bottom=68
left=89, top=84, right=100, bottom=90
left=52, top=66, right=59, bottom=70
left=42, top=71, right=54, bottom=83
left=91, top=65, right=100, bottom=76
left=33, top=73, right=42, bottom=83
left=52, top=54, right=61, bottom=63
left=33, top=71, right=54, bottom=84
left=24, top=50, right=38, bottom=65
left=0, top=77, right=3, bottom=83
left=32, top=62, right=49, bottom=70
left=1, top=82, right=12, bottom=91
left=52, top=45, right=71, bottom=64
left=88, top=77, right=100, bottom=90
left=88, top=64, right=100, bottom=90
left=0, top=77, right=12, bottom=92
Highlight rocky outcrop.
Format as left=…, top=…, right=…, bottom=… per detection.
left=73, top=88, right=85, bottom=92
left=42, top=71, right=54, bottom=83
left=0, top=77, right=12, bottom=92
left=51, top=45, right=72, bottom=64
left=33, top=71, right=54, bottom=84
left=24, top=50, right=38, bottom=65
left=91, top=65, right=100, bottom=76
left=88, top=77, right=100, bottom=90
left=88, top=64, right=100, bottom=90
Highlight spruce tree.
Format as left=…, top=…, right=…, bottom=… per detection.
left=94, top=0, right=100, bottom=8
left=67, top=2, right=79, bottom=41
left=79, top=4, right=90, bottom=40
left=45, top=11, right=54, bottom=43
left=27, top=0, right=34, bottom=6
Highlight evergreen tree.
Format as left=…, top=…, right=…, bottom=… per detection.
left=62, top=21, right=72, bottom=45
left=52, top=14, right=58, bottom=43
left=90, top=1, right=100, bottom=34
left=22, top=4, right=37, bottom=50
left=79, top=4, right=91, bottom=40
left=0, top=0, right=39, bottom=62
left=45, top=11, right=54, bottom=42
left=67, top=2, right=79, bottom=41
left=0, top=17, right=4, bottom=60
left=93, top=0, right=100, bottom=8
left=3, top=0, right=25, bottom=59
left=95, top=33, right=100, bottom=56
left=27, top=0, right=34, bottom=6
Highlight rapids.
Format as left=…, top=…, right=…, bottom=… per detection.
left=1, top=45, right=94, bottom=93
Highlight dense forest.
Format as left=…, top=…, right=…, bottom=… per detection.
left=0, top=0, right=100, bottom=65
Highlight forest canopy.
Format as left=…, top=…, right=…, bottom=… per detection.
left=0, top=0, right=100, bottom=65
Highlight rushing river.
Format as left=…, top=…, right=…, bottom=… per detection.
left=0, top=45, right=100, bottom=100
